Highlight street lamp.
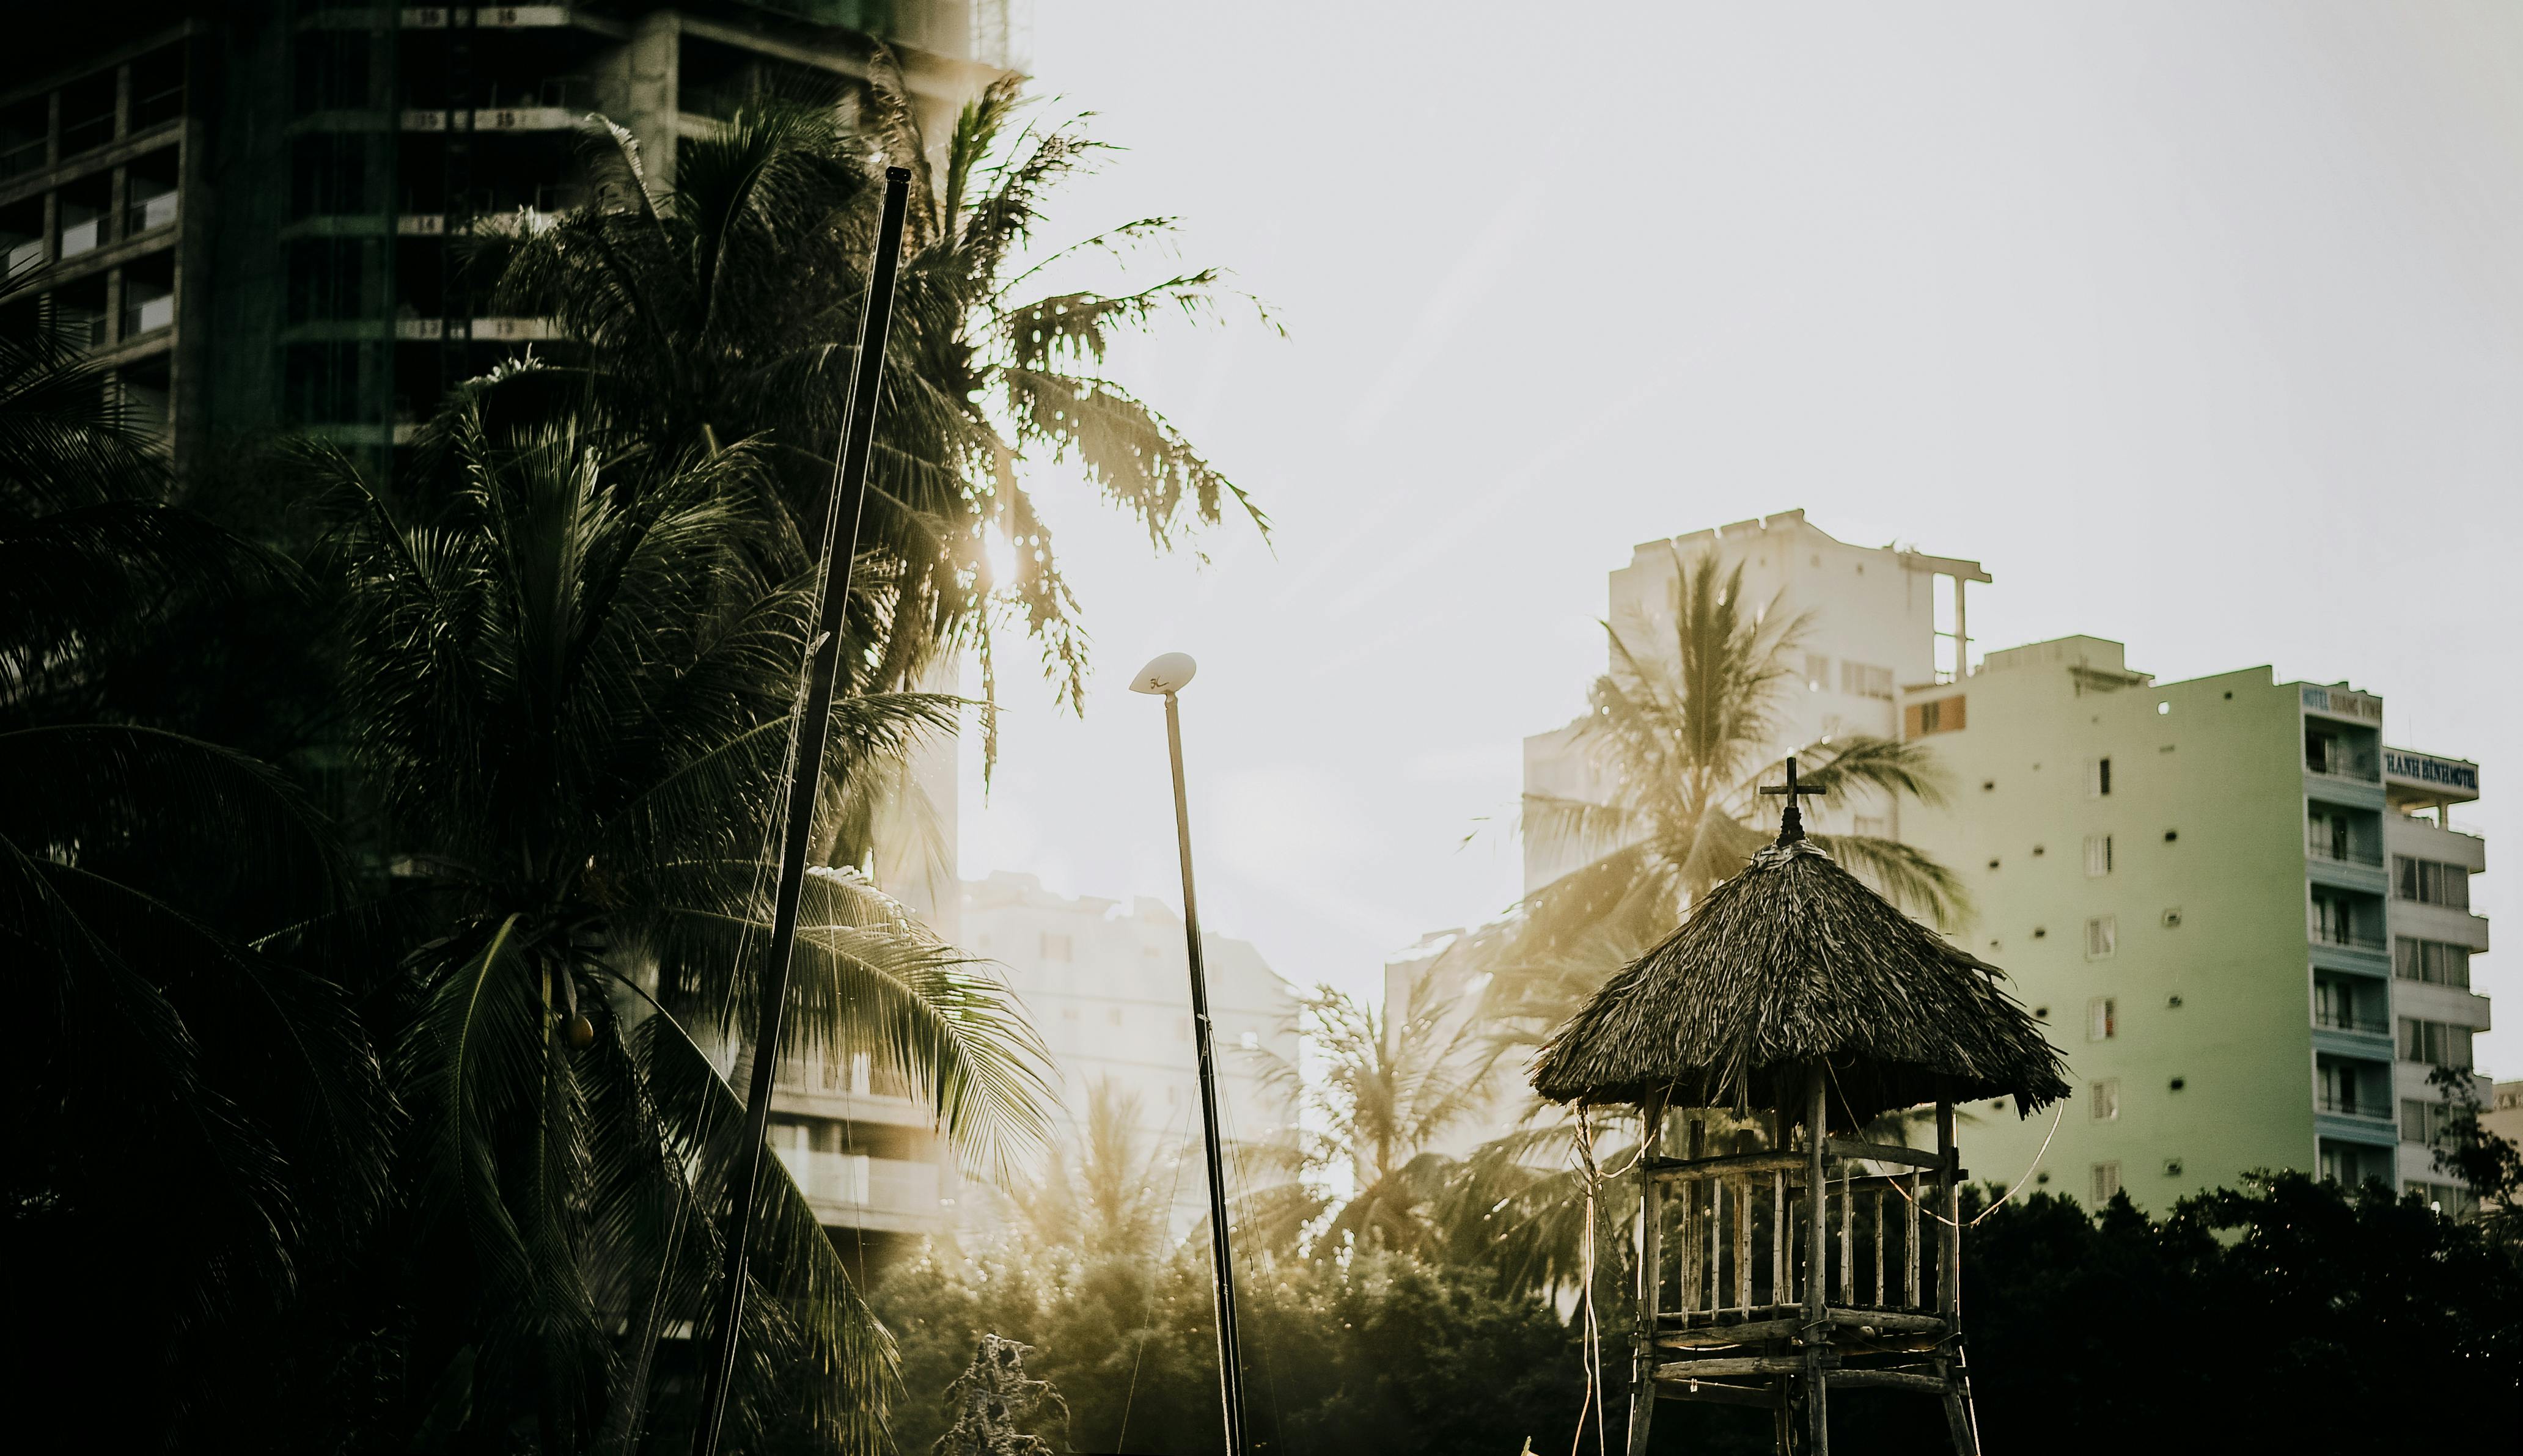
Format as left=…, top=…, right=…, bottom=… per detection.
left=1131, top=651, right=1249, bottom=1456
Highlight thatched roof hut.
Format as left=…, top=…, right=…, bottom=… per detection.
left=1530, top=839, right=2069, bottom=1122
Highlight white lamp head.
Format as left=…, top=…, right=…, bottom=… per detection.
left=1129, top=651, right=1198, bottom=696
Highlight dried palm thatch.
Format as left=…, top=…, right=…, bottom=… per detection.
left=1530, top=840, right=2069, bottom=1122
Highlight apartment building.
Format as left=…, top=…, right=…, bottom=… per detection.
left=1521, top=509, right=1988, bottom=891
left=1899, top=637, right=2492, bottom=1212
left=2, top=0, right=1015, bottom=1265
left=964, top=871, right=1301, bottom=1225
left=1400, top=511, right=1993, bottom=1159
left=2, top=1, right=1018, bottom=472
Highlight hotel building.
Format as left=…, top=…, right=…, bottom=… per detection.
left=1899, top=638, right=2491, bottom=1210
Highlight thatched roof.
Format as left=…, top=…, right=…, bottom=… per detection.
left=1530, top=840, right=2070, bottom=1122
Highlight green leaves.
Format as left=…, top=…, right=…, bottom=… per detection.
left=481, top=73, right=1265, bottom=718
left=307, top=401, right=1051, bottom=1450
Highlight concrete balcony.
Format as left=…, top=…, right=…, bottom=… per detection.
left=392, top=315, right=560, bottom=341
left=772, top=1149, right=944, bottom=1234
left=402, top=106, right=580, bottom=133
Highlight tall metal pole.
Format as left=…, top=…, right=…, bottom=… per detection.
left=689, top=165, right=913, bottom=1456
left=1158, top=683, right=1250, bottom=1456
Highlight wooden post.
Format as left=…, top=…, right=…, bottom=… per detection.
left=1838, top=1165, right=1853, bottom=1306
left=1936, top=1101, right=1959, bottom=1321
left=1708, top=1169, right=1722, bottom=1313
left=1872, top=1188, right=1884, bottom=1307
left=1681, top=1118, right=1703, bottom=1312
left=1904, top=1172, right=1921, bottom=1309
left=1628, top=1095, right=1665, bottom=1456
left=1804, top=1067, right=1830, bottom=1455
left=1735, top=1177, right=1754, bottom=1311
left=1771, top=1169, right=1787, bottom=1308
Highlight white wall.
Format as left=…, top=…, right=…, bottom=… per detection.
left=964, top=871, right=1302, bottom=1221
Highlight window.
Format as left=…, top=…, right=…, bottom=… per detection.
left=2306, top=810, right=2351, bottom=862
left=1176, top=1016, right=1191, bottom=1042
left=2084, top=915, right=2117, bottom=960
left=849, top=1051, right=872, bottom=1097
left=1805, top=654, right=1831, bottom=691
left=1854, top=815, right=1889, bottom=836
left=2090, top=1162, right=2121, bottom=1204
left=2087, top=997, right=2116, bottom=1042
left=1840, top=661, right=1892, bottom=700
left=1240, top=1030, right=1260, bottom=1050
left=2321, top=1140, right=2381, bottom=1186
left=1060, top=1006, right=1078, bottom=1021
left=2401, top=1097, right=2455, bottom=1146
left=2318, top=1061, right=2371, bottom=1116
left=2406, top=1180, right=2477, bottom=1216
left=2087, top=758, right=2112, bottom=798
left=2083, top=834, right=2113, bottom=877
left=1904, top=696, right=1965, bottom=736
left=1040, top=931, right=1073, bottom=961
left=1106, top=1006, right=1125, bottom=1028
left=2393, top=856, right=2470, bottom=910
left=2398, top=1018, right=2475, bottom=1069
left=2313, top=978, right=2367, bottom=1033
left=2090, top=1080, right=2120, bottom=1121
left=2395, top=938, right=2472, bottom=987
left=2307, top=889, right=2368, bottom=947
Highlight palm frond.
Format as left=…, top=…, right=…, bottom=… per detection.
left=1805, top=832, right=1974, bottom=925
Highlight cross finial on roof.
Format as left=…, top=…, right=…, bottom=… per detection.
left=1760, top=754, right=1827, bottom=844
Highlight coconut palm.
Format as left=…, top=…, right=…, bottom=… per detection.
left=1010, top=1080, right=1175, bottom=1265
left=1488, top=546, right=1965, bottom=1037
left=1431, top=549, right=1965, bottom=1298
left=1, top=277, right=389, bottom=1447
left=1244, top=971, right=1495, bottom=1260
left=479, top=72, right=1268, bottom=723
left=303, top=403, right=1049, bottom=1453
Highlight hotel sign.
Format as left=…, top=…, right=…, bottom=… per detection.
left=2301, top=685, right=2382, bottom=722
left=2384, top=749, right=2479, bottom=796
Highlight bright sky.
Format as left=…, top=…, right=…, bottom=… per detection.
left=957, top=2, right=2523, bottom=1075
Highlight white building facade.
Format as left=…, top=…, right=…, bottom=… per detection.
left=1520, top=508, right=1989, bottom=892
left=964, top=871, right=1302, bottom=1223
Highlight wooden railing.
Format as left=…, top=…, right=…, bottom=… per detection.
left=1643, top=1121, right=1962, bottom=1330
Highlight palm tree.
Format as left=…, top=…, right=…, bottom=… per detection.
left=1428, top=549, right=1966, bottom=1300
left=1489, top=546, right=1965, bottom=1036
left=480, top=73, right=1269, bottom=722
left=303, top=403, right=1050, bottom=1453
left=1246, top=971, right=1495, bottom=1260
left=1, top=276, right=389, bottom=1446
left=1010, top=1080, right=1175, bottom=1266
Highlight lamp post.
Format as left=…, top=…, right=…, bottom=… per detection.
left=1131, top=651, right=1249, bottom=1456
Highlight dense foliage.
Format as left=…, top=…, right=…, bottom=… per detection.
left=1651, top=1174, right=2523, bottom=1454
left=4, top=71, right=1256, bottom=1454
left=877, top=1238, right=1589, bottom=1455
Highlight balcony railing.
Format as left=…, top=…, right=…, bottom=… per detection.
left=2318, top=1096, right=2388, bottom=1119
left=59, top=113, right=114, bottom=159
left=59, top=217, right=105, bottom=259
left=2310, top=923, right=2386, bottom=951
left=2314, top=1009, right=2385, bottom=1035
left=132, top=86, right=185, bottom=130
left=125, top=191, right=179, bottom=236
left=1, top=137, right=43, bottom=180
left=773, top=1149, right=941, bottom=1217
left=122, top=293, right=173, bottom=338
left=2307, top=751, right=2381, bottom=782
left=2307, top=838, right=2384, bottom=867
